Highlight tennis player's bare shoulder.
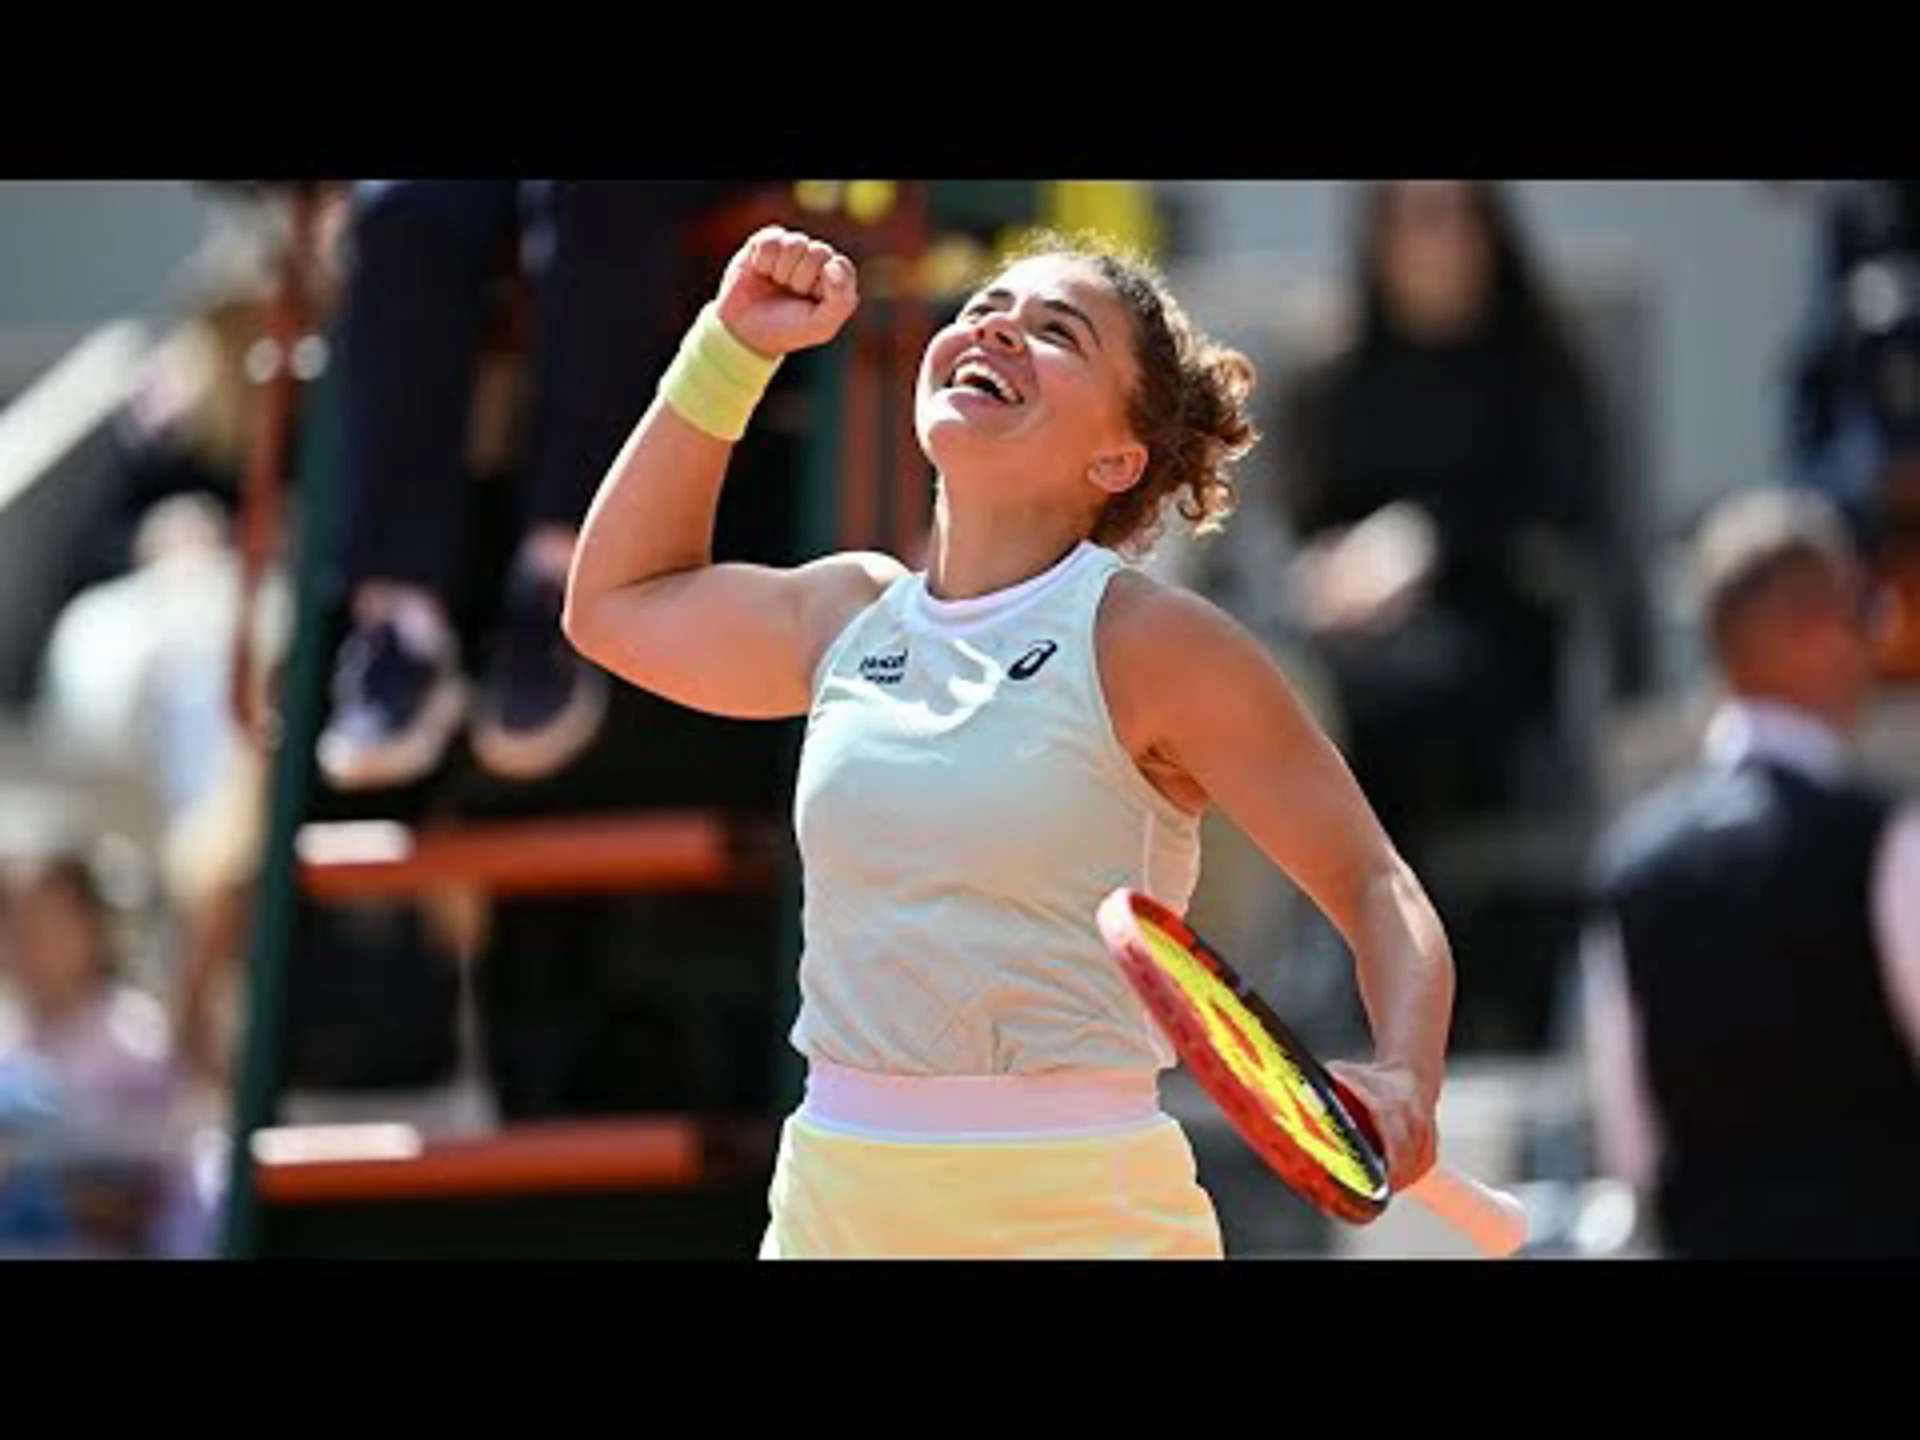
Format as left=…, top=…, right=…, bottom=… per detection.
left=810, top=548, right=911, bottom=598
left=1096, top=568, right=1227, bottom=814
left=1100, top=567, right=1349, bottom=817
left=1097, top=564, right=1247, bottom=669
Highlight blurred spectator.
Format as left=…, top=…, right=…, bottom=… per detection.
left=160, top=738, right=266, bottom=1091
left=31, top=192, right=330, bottom=1066
left=1267, top=180, right=1605, bottom=848
left=0, top=853, right=185, bottom=1255
left=73, top=292, right=248, bottom=592
left=6, top=193, right=340, bottom=1249
left=1581, top=487, right=1920, bottom=1257
left=317, top=181, right=714, bottom=791
left=35, top=494, right=258, bottom=828
left=69, top=187, right=348, bottom=596
left=32, top=492, right=291, bottom=1081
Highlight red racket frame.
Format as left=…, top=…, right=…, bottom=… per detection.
left=1103, top=889, right=1393, bottom=1225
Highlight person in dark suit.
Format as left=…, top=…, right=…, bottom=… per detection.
left=1581, top=486, right=1920, bottom=1257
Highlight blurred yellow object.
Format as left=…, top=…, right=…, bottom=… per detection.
left=847, top=180, right=898, bottom=225
left=916, top=235, right=990, bottom=300
left=791, top=180, right=898, bottom=227
left=1042, top=181, right=1160, bottom=259
left=794, top=181, right=843, bottom=213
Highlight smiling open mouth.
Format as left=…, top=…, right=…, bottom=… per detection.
left=945, top=358, right=1022, bottom=406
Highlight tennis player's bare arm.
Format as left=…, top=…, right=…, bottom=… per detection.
left=1100, top=571, right=1456, bottom=1187
left=564, top=229, right=905, bottom=719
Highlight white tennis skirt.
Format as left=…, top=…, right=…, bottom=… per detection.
left=760, top=1059, right=1224, bottom=1260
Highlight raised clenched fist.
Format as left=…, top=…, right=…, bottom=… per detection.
left=714, top=226, right=860, bottom=359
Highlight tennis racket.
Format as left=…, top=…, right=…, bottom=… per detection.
left=1096, top=888, right=1529, bottom=1258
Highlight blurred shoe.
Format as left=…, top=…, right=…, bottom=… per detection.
left=316, top=618, right=469, bottom=791
left=470, top=563, right=608, bottom=781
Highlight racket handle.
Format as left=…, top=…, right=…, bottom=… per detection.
left=1404, top=1164, right=1530, bottom=1258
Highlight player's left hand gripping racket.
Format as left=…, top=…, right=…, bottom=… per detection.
left=1097, top=888, right=1529, bottom=1258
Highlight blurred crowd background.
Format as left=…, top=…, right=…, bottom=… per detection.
left=0, top=179, right=1915, bottom=1260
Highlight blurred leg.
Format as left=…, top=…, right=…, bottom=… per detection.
left=471, top=182, right=694, bottom=781
left=321, top=181, right=519, bottom=790
left=518, top=180, right=692, bottom=545
left=337, top=180, right=518, bottom=600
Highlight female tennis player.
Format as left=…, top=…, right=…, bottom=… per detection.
left=564, top=224, right=1456, bottom=1258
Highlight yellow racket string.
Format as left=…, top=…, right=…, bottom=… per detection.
left=1138, top=918, right=1380, bottom=1197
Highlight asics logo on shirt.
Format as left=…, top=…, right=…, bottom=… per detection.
left=1008, top=640, right=1060, bottom=681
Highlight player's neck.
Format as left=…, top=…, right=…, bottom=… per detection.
left=925, top=494, right=1088, bottom=602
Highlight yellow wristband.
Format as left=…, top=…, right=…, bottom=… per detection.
left=658, top=303, right=782, bottom=442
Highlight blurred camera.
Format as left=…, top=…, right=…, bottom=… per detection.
left=1834, top=182, right=1920, bottom=459
left=1846, top=255, right=1920, bottom=455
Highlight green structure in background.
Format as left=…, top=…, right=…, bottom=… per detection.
left=221, top=330, right=343, bottom=1260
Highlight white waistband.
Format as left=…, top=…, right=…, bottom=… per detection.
left=799, top=1058, right=1163, bottom=1139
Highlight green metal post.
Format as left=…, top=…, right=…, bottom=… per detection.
left=220, top=339, right=344, bottom=1259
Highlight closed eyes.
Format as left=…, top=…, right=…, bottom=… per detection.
left=958, top=305, right=1085, bottom=354
left=961, top=288, right=1101, bottom=352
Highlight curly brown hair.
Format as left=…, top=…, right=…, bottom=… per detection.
left=1001, top=230, right=1259, bottom=556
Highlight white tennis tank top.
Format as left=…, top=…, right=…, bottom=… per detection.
left=789, top=540, right=1201, bottom=1075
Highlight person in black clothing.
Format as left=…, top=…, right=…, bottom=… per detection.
left=1269, top=180, right=1604, bottom=848
left=307, top=181, right=792, bottom=1127
left=317, top=181, right=714, bottom=789
left=1581, top=486, right=1920, bottom=1257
